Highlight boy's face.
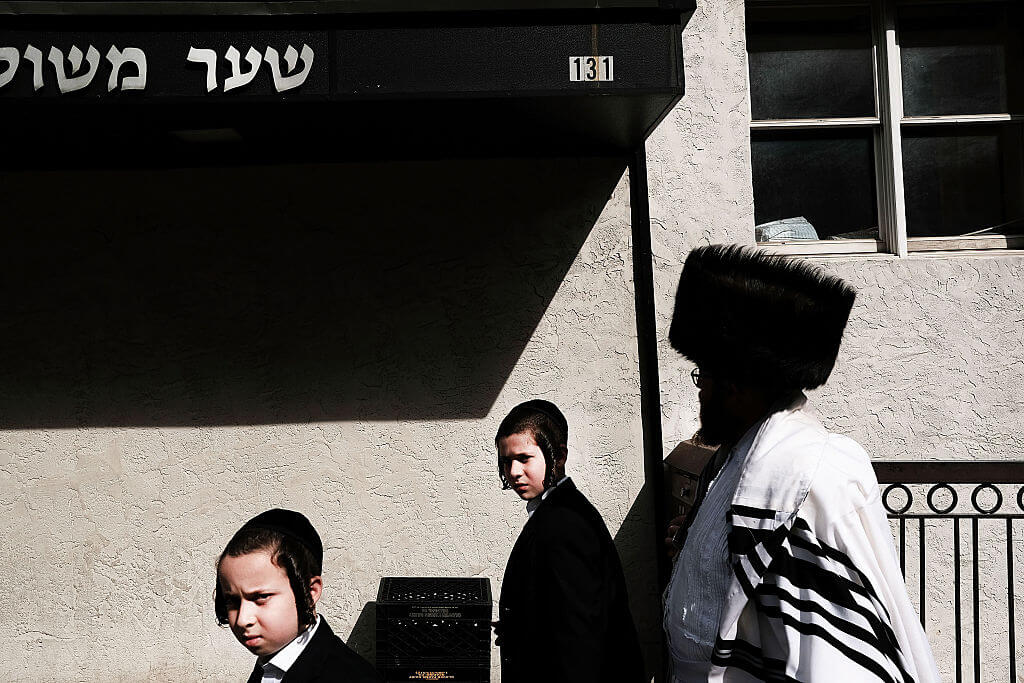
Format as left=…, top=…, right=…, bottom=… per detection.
left=498, top=431, right=561, bottom=500
left=218, top=550, right=321, bottom=658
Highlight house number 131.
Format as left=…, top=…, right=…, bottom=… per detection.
left=569, top=56, right=614, bottom=82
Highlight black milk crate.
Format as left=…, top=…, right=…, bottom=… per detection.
left=376, top=577, right=492, bottom=683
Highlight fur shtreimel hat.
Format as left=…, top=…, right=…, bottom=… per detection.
left=669, top=244, right=856, bottom=391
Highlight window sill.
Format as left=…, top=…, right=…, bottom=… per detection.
left=756, top=234, right=1024, bottom=256
left=906, top=234, right=1024, bottom=252
left=757, top=238, right=884, bottom=256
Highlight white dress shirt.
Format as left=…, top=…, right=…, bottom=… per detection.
left=663, top=424, right=758, bottom=679
left=258, top=615, right=321, bottom=683
left=526, top=475, right=569, bottom=518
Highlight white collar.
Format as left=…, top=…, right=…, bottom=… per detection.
left=526, top=475, right=569, bottom=517
left=260, top=614, right=321, bottom=675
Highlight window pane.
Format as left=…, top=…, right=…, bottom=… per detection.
left=899, top=2, right=1024, bottom=116
left=752, top=129, right=878, bottom=241
left=747, top=6, right=875, bottom=120
left=902, top=124, right=1024, bottom=237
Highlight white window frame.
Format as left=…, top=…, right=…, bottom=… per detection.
left=748, top=0, right=1024, bottom=257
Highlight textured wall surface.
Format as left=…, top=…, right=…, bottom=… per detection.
left=651, top=0, right=757, bottom=448
left=651, top=0, right=1024, bottom=465
left=0, top=159, right=659, bottom=681
left=813, top=254, right=1024, bottom=462
left=813, top=255, right=1024, bottom=683
left=3, top=0, right=1023, bottom=680
left=648, top=1, right=1024, bottom=680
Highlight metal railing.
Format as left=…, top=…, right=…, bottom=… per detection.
left=874, top=461, right=1024, bottom=683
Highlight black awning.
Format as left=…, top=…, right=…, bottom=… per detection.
left=0, top=4, right=694, bottom=165
left=0, top=1, right=696, bottom=15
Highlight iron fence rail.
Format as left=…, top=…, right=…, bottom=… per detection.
left=874, top=461, right=1024, bottom=683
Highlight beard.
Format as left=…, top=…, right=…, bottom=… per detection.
left=695, top=398, right=737, bottom=448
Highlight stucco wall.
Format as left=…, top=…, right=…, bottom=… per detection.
left=651, top=0, right=758, bottom=448
left=653, top=0, right=1024, bottom=461
left=2, top=0, right=1022, bottom=680
left=813, top=254, right=1024, bottom=462
left=0, top=158, right=660, bottom=681
left=649, top=1, right=1024, bottom=680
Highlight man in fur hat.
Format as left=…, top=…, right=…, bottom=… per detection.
left=662, top=245, right=938, bottom=682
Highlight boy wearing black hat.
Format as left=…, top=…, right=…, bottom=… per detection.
left=215, top=509, right=383, bottom=683
left=493, top=399, right=646, bottom=683
left=663, top=245, right=938, bottom=682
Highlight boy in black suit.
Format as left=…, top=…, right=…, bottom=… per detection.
left=493, top=400, right=646, bottom=683
left=215, top=509, right=383, bottom=683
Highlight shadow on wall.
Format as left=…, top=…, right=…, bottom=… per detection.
left=614, top=483, right=663, bottom=679
left=347, top=601, right=377, bottom=664
left=342, top=488, right=664, bottom=679
left=0, top=158, right=625, bottom=428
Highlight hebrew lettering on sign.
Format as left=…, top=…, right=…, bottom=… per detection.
left=224, top=45, right=261, bottom=92
left=187, top=46, right=219, bottom=92
left=48, top=45, right=101, bottom=93
left=0, top=44, right=147, bottom=93
left=0, top=46, right=19, bottom=89
left=1, top=39, right=318, bottom=95
left=263, top=44, right=314, bottom=92
left=187, top=43, right=315, bottom=93
left=23, top=44, right=44, bottom=91
left=106, top=46, right=147, bottom=91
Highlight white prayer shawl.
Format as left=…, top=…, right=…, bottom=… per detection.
left=708, top=399, right=940, bottom=683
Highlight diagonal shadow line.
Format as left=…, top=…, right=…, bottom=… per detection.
left=0, top=157, right=627, bottom=428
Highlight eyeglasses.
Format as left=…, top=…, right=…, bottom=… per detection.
left=690, top=368, right=702, bottom=387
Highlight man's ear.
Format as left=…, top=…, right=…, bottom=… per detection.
left=309, top=575, right=323, bottom=606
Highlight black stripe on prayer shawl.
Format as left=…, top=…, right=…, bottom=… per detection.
left=754, top=582, right=904, bottom=672
left=747, top=599, right=912, bottom=683
left=730, top=514, right=794, bottom=597
left=768, top=551, right=870, bottom=610
left=732, top=504, right=778, bottom=520
left=735, top=555, right=758, bottom=598
left=729, top=526, right=777, bottom=554
left=730, top=561, right=910, bottom=682
left=788, top=525, right=866, bottom=585
left=790, top=518, right=894, bottom=623
left=746, top=539, right=768, bottom=575
left=779, top=530, right=907, bottom=672
left=781, top=524, right=901, bottom=645
left=761, top=566, right=902, bottom=661
left=730, top=512, right=791, bottom=556
left=712, top=637, right=800, bottom=682
left=766, top=531, right=906, bottom=658
left=723, top=506, right=914, bottom=683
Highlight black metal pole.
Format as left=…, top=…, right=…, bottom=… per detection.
left=629, top=143, right=671, bottom=683
left=628, top=144, right=669, bottom=590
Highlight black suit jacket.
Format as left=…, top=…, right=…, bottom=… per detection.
left=246, top=617, right=383, bottom=683
left=497, top=478, right=646, bottom=683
